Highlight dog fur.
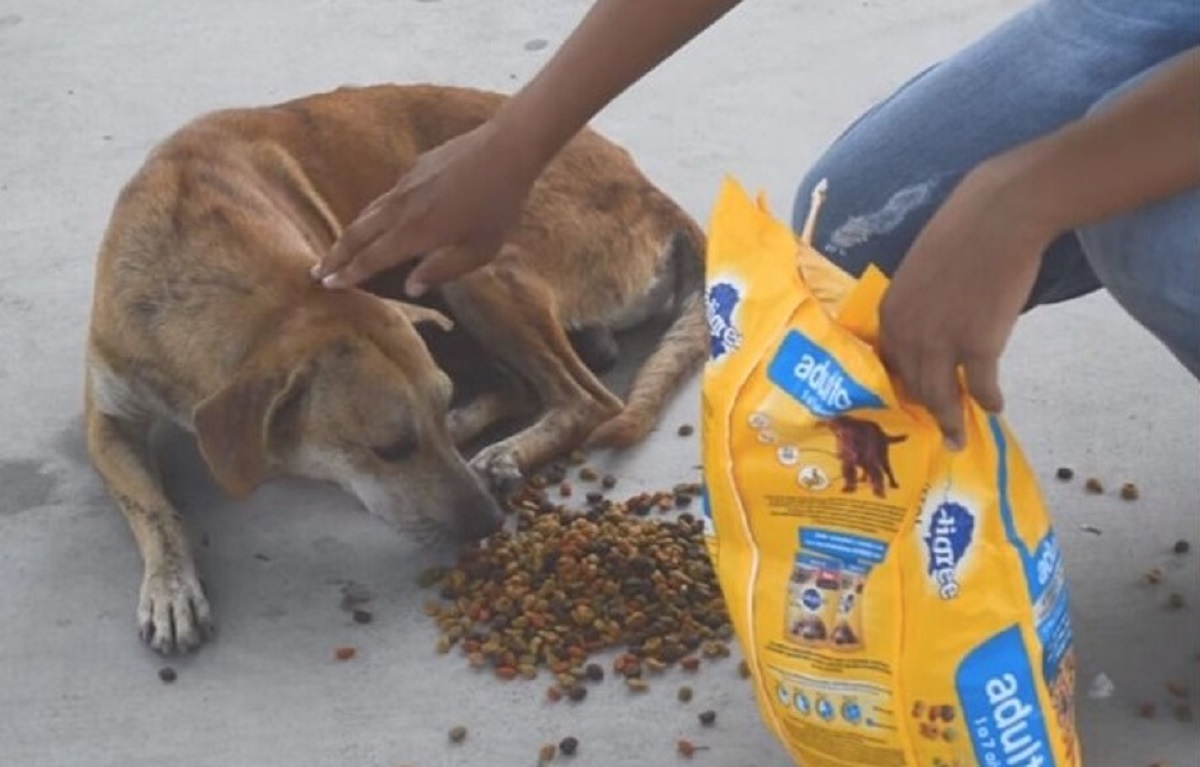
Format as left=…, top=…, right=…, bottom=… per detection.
left=85, top=84, right=707, bottom=654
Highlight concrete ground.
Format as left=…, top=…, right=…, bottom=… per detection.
left=1, top=0, right=1196, bottom=765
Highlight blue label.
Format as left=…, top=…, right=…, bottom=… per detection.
left=706, top=281, right=743, bottom=360
left=799, top=528, right=888, bottom=567
left=767, top=330, right=884, bottom=417
left=957, top=626, right=1056, bottom=767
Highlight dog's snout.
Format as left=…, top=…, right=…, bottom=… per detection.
left=453, top=493, right=505, bottom=541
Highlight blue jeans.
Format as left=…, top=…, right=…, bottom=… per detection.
left=791, top=0, right=1200, bottom=378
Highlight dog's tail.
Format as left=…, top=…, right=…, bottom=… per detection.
left=586, top=216, right=708, bottom=449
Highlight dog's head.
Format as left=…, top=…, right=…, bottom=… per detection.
left=191, top=291, right=504, bottom=542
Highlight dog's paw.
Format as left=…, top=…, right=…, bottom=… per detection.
left=138, top=566, right=214, bottom=654
left=470, top=443, right=524, bottom=493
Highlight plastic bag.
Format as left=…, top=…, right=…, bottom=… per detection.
left=700, top=177, right=1079, bottom=767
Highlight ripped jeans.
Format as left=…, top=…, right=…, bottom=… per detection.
left=791, top=0, right=1200, bottom=378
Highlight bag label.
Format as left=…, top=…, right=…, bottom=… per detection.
left=767, top=330, right=883, bottom=417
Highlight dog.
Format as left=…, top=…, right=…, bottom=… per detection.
left=85, top=84, right=707, bottom=654
left=826, top=416, right=907, bottom=498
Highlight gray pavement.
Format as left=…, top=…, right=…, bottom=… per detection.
left=0, top=1, right=1196, bottom=765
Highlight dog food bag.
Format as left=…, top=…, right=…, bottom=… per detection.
left=699, top=178, right=1079, bottom=767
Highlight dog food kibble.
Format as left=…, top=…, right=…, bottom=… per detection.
left=1167, top=593, right=1186, bottom=610
left=425, top=484, right=732, bottom=693
left=334, top=646, right=357, bottom=661
left=568, top=450, right=587, bottom=466
left=698, top=710, right=717, bottom=727
left=601, top=474, right=617, bottom=489
left=567, top=685, right=588, bottom=702
left=157, top=666, right=177, bottom=684
left=678, top=685, right=694, bottom=703
left=559, top=736, right=579, bottom=756
left=579, top=467, right=599, bottom=482
left=1174, top=539, right=1191, bottom=555
left=538, top=743, right=557, bottom=762
left=1084, top=477, right=1104, bottom=494
left=1138, top=701, right=1158, bottom=719
left=1145, top=567, right=1165, bottom=585
left=352, top=609, right=373, bottom=624
left=559, top=482, right=572, bottom=497
left=677, top=740, right=706, bottom=758
left=448, top=725, right=468, bottom=743
left=738, top=659, right=751, bottom=679
left=546, top=685, right=563, bottom=702
left=1119, top=482, right=1139, bottom=500
left=626, top=677, right=650, bottom=693
left=1055, top=467, right=1074, bottom=481
left=1166, top=681, right=1190, bottom=698
left=677, top=424, right=695, bottom=437
left=585, top=490, right=604, bottom=504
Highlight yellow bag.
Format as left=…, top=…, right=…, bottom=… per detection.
left=700, top=178, right=1080, bottom=767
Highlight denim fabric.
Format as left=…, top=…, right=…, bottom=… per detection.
left=790, top=0, right=1199, bottom=377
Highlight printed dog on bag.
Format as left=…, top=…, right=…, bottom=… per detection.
left=826, top=415, right=907, bottom=498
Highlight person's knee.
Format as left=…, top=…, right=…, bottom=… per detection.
left=1077, top=190, right=1200, bottom=378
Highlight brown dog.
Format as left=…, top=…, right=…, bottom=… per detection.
left=85, top=84, right=707, bottom=654
left=827, top=416, right=907, bottom=498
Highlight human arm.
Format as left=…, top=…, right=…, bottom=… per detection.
left=313, top=0, right=743, bottom=294
left=880, top=46, right=1200, bottom=449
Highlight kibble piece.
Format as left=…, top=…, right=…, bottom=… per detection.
left=677, top=740, right=697, bottom=758
left=680, top=657, right=701, bottom=672
left=352, top=609, right=373, bottom=624
left=737, top=660, right=751, bottom=679
left=1084, top=477, right=1104, bottom=494
left=585, top=491, right=604, bottom=504
left=568, top=450, right=587, bottom=465
left=334, top=646, right=357, bottom=661
left=157, top=666, right=177, bottom=684
left=538, top=743, right=557, bottom=762
left=547, top=686, right=564, bottom=702
left=677, top=685, right=694, bottom=703
left=416, top=566, right=448, bottom=589
left=677, top=424, right=695, bottom=437
left=1055, top=467, right=1074, bottom=481
left=567, top=685, right=588, bottom=702
left=1167, top=592, right=1186, bottom=610
left=1119, top=482, right=1139, bottom=500
left=559, top=482, right=572, bottom=497
left=1144, top=567, right=1164, bottom=585
left=698, top=710, right=717, bottom=727
left=579, top=467, right=599, bottom=482
left=559, top=736, right=579, bottom=756
left=1174, top=539, right=1191, bottom=555
left=448, top=725, right=468, bottom=743
left=601, top=474, right=617, bottom=489
left=625, top=677, right=649, bottom=692
left=1138, top=701, right=1158, bottom=719
left=584, top=663, right=604, bottom=682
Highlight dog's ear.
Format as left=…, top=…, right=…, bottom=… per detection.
left=193, top=363, right=309, bottom=498
left=381, top=299, right=455, bottom=332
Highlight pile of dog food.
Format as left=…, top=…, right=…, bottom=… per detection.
left=420, top=461, right=736, bottom=703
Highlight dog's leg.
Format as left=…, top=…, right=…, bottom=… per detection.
left=447, top=388, right=534, bottom=448
left=86, top=386, right=212, bottom=654
left=443, top=267, right=623, bottom=486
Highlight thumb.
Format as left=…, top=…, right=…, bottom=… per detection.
left=404, top=236, right=502, bottom=297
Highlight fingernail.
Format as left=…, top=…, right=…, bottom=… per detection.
left=309, top=264, right=323, bottom=281
left=321, top=273, right=344, bottom=289
left=405, top=280, right=427, bottom=299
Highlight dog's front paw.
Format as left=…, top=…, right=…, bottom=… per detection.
left=138, top=565, right=214, bottom=654
left=470, top=443, right=524, bottom=493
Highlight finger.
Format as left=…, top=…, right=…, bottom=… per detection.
left=404, top=236, right=501, bottom=297
left=322, top=229, right=422, bottom=289
left=963, top=355, right=1004, bottom=413
left=312, top=197, right=394, bottom=282
left=916, top=354, right=967, bottom=452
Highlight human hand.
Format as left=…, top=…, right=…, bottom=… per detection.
left=311, top=122, right=536, bottom=296
left=879, top=161, right=1056, bottom=451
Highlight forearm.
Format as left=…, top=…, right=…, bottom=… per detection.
left=987, top=47, right=1200, bottom=242
left=490, top=0, right=743, bottom=175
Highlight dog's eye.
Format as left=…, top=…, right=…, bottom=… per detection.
left=371, top=437, right=418, bottom=462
